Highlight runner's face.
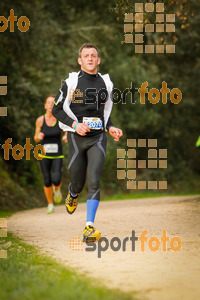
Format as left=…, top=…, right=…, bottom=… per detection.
left=45, top=97, right=54, bottom=113
left=78, top=48, right=100, bottom=74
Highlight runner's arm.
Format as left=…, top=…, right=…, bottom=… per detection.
left=62, top=131, right=68, bottom=142
left=34, top=116, right=44, bottom=143
left=105, top=88, right=122, bottom=140
left=52, top=82, right=75, bottom=127
left=106, top=116, right=114, bottom=131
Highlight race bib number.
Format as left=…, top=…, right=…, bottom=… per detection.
left=83, top=117, right=103, bottom=130
left=43, top=144, right=58, bottom=153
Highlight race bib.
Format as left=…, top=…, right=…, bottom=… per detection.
left=43, top=144, right=58, bottom=153
left=83, top=117, right=103, bottom=130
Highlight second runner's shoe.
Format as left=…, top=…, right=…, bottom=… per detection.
left=53, top=186, right=62, bottom=204
left=83, top=225, right=101, bottom=243
left=47, top=203, right=54, bottom=214
left=65, top=191, right=78, bottom=214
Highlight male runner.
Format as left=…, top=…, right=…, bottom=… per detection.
left=52, top=43, right=123, bottom=242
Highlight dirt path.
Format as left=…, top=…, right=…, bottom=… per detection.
left=8, top=195, right=200, bottom=300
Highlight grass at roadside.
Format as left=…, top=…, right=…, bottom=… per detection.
left=0, top=211, right=14, bottom=218
left=0, top=211, right=138, bottom=300
left=102, top=191, right=200, bottom=201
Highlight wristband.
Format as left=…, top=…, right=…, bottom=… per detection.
left=74, top=122, right=79, bottom=130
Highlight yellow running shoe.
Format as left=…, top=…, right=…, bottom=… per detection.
left=65, top=191, right=78, bottom=214
left=53, top=187, right=62, bottom=204
left=83, top=225, right=101, bottom=243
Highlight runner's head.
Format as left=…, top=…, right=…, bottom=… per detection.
left=78, top=43, right=100, bottom=74
left=44, top=94, right=55, bottom=113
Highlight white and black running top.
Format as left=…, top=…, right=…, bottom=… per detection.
left=52, top=70, right=113, bottom=136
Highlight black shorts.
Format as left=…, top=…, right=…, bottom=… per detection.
left=39, top=158, right=63, bottom=187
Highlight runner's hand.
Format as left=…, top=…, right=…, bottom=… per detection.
left=109, top=127, right=123, bottom=142
left=62, top=135, right=68, bottom=143
left=75, top=123, right=90, bottom=136
left=38, top=132, right=45, bottom=140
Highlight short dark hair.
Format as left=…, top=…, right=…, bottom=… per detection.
left=44, top=94, right=55, bottom=104
left=78, top=43, right=99, bottom=57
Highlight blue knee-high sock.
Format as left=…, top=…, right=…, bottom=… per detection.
left=86, top=199, right=99, bottom=226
